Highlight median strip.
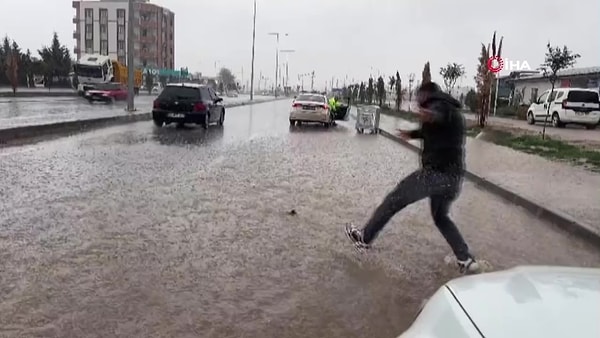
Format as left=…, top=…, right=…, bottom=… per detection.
left=0, top=97, right=287, bottom=147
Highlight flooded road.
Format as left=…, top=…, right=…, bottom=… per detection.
left=0, top=94, right=273, bottom=129
left=1, top=100, right=599, bottom=337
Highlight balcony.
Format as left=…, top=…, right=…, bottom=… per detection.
left=73, top=16, right=79, bottom=24
left=73, top=31, right=80, bottom=39
left=72, top=1, right=79, bottom=8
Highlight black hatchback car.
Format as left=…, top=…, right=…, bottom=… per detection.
left=152, top=83, right=225, bottom=129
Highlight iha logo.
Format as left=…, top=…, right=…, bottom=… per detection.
left=487, top=56, right=531, bottom=73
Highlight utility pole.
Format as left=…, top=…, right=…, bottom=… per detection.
left=310, top=71, right=314, bottom=91
left=268, top=32, right=288, bottom=97
left=249, top=0, right=256, bottom=100
left=126, top=0, right=135, bottom=112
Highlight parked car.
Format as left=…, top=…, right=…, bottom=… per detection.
left=527, top=88, right=600, bottom=129
left=289, top=93, right=333, bottom=127
left=398, top=265, right=600, bottom=338
left=152, top=83, right=225, bottom=129
left=84, top=83, right=127, bottom=103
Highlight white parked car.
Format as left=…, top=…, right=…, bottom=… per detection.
left=527, top=88, right=600, bottom=129
left=399, top=265, right=600, bottom=338
left=289, top=93, right=333, bottom=127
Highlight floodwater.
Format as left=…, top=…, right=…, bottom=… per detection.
left=1, top=100, right=599, bottom=337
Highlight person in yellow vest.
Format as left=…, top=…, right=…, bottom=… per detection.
left=328, top=96, right=341, bottom=125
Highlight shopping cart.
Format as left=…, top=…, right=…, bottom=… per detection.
left=355, top=105, right=380, bottom=134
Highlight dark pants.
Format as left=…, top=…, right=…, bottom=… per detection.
left=362, top=168, right=470, bottom=261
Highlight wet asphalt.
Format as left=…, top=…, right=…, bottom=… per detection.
left=0, top=94, right=269, bottom=129
left=1, top=100, right=600, bottom=338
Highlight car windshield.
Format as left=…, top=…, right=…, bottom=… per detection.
left=158, top=86, right=200, bottom=100
left=296, top=95, right=325, bottom=103
left=567, top=91, right=599, bottom=103
left=74, top=64, right=103, bottom=78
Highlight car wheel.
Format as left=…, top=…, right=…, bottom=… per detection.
left=296, top=121, right=302, bottom=126
left=527, top=112, right=535, bottom=125
left=153, top=119, right=163, bottom=127
left=289, top=119, right=295, bottom=126
left=585, top=124, right=597, bottom=130
left=323, top=122, right=330, bottom=128
left=218, top=109, right=225, bottom=126
left=552, top=113, right=563, bottom=128
left=202, top=113, right=209, bottom=129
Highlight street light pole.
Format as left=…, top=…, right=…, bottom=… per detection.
left=126, top=0, right=135, bottom=112
left=279, top=49, right=294, bottom=96
left=249, top=0, right=256, bottom=100
left=268, top=32, right=288, bottom=97
left=408, top=73, right=415, bottom=112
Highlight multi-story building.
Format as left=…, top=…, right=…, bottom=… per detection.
left=72, top=0, right=175, bottom=69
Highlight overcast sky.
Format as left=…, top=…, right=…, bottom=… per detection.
left=1, top=0, right=599, bottom=89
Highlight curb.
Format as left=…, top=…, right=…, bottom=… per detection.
left=377, top=128, right=600, bottom=247
left=0, top=91, right=78, bottom=98
left=0, top=98, right=287, bottom=146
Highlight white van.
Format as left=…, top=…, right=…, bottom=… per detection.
left=526, top=88, right=600, bottom=129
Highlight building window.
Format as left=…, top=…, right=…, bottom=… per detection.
left=117, top=41, right=125, bottom=51
left=117, top=25, right=125, bottom=37
left=117, top=9, right=126, bottom=24
left=85, top=23, right=93, bottom=40
left=84, top=8, right=93, bottom=23
left=99, top=8, right=108, bottom=24
left=530, top=88, right=538, bottom=103
left=100, top=40, right=108, bottom=55
left=85, top=40, right=93, bottom=54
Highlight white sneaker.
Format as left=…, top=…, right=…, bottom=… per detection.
left=457, top=257, right=482, bottom=274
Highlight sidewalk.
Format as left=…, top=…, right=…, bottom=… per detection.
left=462, top=112, right=600, bottom=146
left=378, top=113, right=600, bottom=234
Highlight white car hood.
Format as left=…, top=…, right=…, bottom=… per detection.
left=446, top=265, right=600, bottom=338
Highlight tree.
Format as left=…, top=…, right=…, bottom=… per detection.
left=422, top=62, right=431, bottom=84
left=388, top=76, right=395, bottom=91
left=218, top=67, right=236, bottom=91
left=376, top=76, right=386, bottom=107
left=38, top=32, right=71, bottom=87
left=465, top=89, right=478, bottom=112
left=352, top=84, right=359, bottom=102
left=395, top=71, right=402, bottom=111
left=538, top=43, right=580, bottom=139
left=474, top=32, right=500, bottom=128
left=366, top=77, right=374, bottom=104
left=358, top=82, right=366, bottom=103
left=5, top=49, right=19, bottom=94
left=439, top=63, right=465, bottom=94
left=459, top=92, right=465, bottom=104
left=145, top=73, right=154, bottom=94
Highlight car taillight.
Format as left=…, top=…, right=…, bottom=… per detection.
left=322, top=104, right=329, bottom=110
left=561, top=99, right=567, bottom=109
left=153, top=100, right=160, bottom=108
left=292, top=103, right=302, bottom=108
left=193, top=102, right=206, bottom=112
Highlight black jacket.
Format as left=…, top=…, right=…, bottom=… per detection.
left=409, top=91, right=466, bottom=173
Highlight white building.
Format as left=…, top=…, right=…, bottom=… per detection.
left=72, top=0, right=175, bottom=69
left=500, top=67, right=600, bottom=105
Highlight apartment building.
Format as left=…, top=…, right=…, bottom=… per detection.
left=72, top=0, right=175, bottom=69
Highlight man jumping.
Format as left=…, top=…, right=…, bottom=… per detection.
left=345, top=82, right=481, bottom=274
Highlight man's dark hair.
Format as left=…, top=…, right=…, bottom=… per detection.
left=417, top=82, right=442, bottom=94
